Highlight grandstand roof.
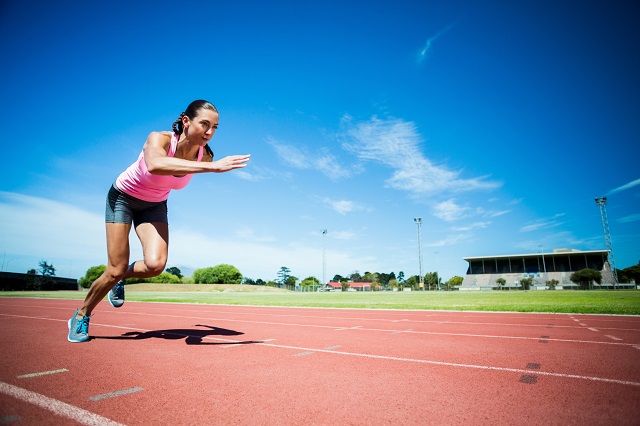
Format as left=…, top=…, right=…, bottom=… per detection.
left=463, top=249, right=608, bottom=261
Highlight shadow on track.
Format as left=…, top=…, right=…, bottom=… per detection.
left=93, top=324, right=260, bottom=345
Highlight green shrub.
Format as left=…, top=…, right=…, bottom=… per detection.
left=193, top=264, right=242, bottom=284
left=79, top=265, right=106, bottom=289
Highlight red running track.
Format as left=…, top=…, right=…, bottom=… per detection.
left=1, top=297, right=639, bottom=425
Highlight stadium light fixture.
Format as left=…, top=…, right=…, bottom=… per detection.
left=435, top=251, right=440, bottom=291
left=595, top=197, right=618, bottom=285
left=321, top=229, right=327, bottom=287
left=414, top=218, right=423, bottom=290
left=538, top=244, right=546, bottom=274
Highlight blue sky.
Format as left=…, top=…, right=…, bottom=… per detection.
left=1, top=0, right=638, bottom=283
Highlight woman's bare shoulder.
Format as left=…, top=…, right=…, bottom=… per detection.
left=148, top=131, right=173, bottom=141
left=145, top=131, right=173, bottom=147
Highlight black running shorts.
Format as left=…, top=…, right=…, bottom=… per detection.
left=105, top=184, right=168, bottom=226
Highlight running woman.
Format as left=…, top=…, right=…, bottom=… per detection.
left=68, top=100, right=250, bottom=342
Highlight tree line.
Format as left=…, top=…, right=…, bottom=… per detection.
left=26, top=260, right=640, bottom=290
left=73, top=263, right=466, bottom=290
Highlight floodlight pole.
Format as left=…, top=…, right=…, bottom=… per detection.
left=595, top=197, right=618, bottom=285
left=414, top=218, right=423, bottom=290
left=321, top=229, right=327, bottom=288
left=538, top=244, right=546, bottom=274
left=435, top=251, right=440, bottom=291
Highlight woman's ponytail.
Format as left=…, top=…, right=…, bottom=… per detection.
left=172, top=112, right=186, bottom=135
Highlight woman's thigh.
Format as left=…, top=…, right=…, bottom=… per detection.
left=105, top=222, right=132, bottom=274
left=135, top=221, right=169, bottom=268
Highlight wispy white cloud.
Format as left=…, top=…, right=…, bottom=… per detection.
left=433, top=199, right=470, bottom=222
left=234, top=170, right=264, bottom=182
left=515, top=231, right=591, bottom=253
left=520, top=222, right=546, bottom=233
left=607, top=178, right=640, bottom=195
left=168, top=226, right=377, bottom=281
left=322, top=198, right=367, bottom=216
left=314, top=151, right=356, bottom=180
left=487, top=210, right=511, bottom=218
left=618, top=214, right=640, bottom=223
left=0, top=191, right=106, bottom=261
left=427, top=233, right=473, bottom=247
left=235, top=226, right=277, bottom=243
left=451, top=221, right=491, bottom=232
left=474, top=206, right=512, bottom=218
left=331, top=230, right=358, bottom=240
left=417, top=22, right=456, bottom=63
left=520, top=214, right=566, bottom=233
left=0, top=191, right=116, bottom=276
left=0, top=191, right=379, bottom=281
left=341, top=115, right=500, bottom=196
left=234, top=166, right=291, bottom=182
left=268, top=137, right=353, bottom=181
left=268, top=138, right=309, bottom=169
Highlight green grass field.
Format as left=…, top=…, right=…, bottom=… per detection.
left=2, top=284, right=640, bottom=315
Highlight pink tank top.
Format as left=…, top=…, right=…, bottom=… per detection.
left=115, top=133, right=204, bottom=202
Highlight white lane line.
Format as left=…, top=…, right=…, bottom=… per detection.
left=2, top=313, right=638, bottom=348
left=588, top=328, right=599, bottom=332
left=4, top=309, right=639, bottom=332
left=89, top=387, right=143, bottom=402
left=392, top=329, right=414, bottom=335
left=605, top=335, right=623, bottom=341
left=17, top=369, right=68, bottom=379
left=0, top=381, right=124, bottom=426
left=336, top=326, right=362, bottom=331
left=253, top=342, right=640, bottom=388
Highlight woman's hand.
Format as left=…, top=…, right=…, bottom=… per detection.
left=211, top=154, right=251, bottom=173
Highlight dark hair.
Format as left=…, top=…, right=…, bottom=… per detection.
left=172, top=100, right=217, bottom=158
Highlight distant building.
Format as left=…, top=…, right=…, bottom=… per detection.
left=461, top=248, right=617, bottom=290
left=326, top=282, right=372, bottom=291
left=0, top=272, right=78, bottom=291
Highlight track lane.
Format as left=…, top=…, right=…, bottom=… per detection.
left=1, top=298, right=639, bottom=425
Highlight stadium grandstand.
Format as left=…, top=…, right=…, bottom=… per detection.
left=461, top=248, right=620, bottom=290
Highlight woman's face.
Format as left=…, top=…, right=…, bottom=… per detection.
left=183, top=109, right=219, bottom=145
